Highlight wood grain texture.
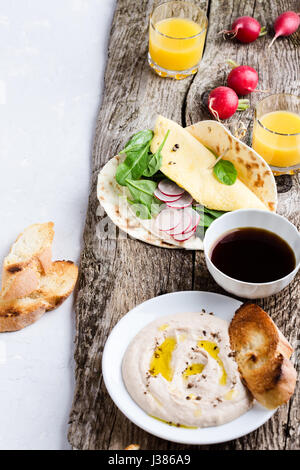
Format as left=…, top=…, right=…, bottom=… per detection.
left=68, top=0, right=299, bottom=450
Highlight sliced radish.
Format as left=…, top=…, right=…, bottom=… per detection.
left=172, top=228, right=196, bottom=242
left=183, top=208, right=201, bottom=233
left=166, top=193, right=193, bottom=209
left=158, top=179, right=185, bottom=197
left=155, top=208, right=181, bottom=232
left=154, top=188, right=182, bottom=203
left=167, top=210, right=192, bottom=235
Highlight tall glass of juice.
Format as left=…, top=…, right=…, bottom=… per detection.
left=148, top=1, right=208, bottom=79
left=252, top=93, right=300, bottom=174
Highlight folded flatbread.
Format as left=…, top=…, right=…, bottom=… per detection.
left=97, top=117, right=277, bottom=250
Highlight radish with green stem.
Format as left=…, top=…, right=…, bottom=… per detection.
left=269, top=11, right=300, bottom=47
left=227, top=60, right=259, bottom=95
left=208, top=86, right=249, bottom=121
left=219, top=16, right=267, bottom=43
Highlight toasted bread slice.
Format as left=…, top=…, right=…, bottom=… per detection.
left=1, top=223, right=54, bottom=301
left=0, top=261, right=78, bottom=332
left=229, top=303, right=297, bottom=409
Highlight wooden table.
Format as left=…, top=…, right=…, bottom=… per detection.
left=68, top=0, right=299, bottom=450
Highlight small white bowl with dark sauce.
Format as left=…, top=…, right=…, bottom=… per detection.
left=204, top=209, right=300, bottom=299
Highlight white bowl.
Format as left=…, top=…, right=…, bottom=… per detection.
left=204, top=209, right=300, bottom=299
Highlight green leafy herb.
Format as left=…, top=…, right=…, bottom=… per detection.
left=128, top=199, right=152, bottom=220
left=193, top=206, right=227, bottom=238
left=204, top=145, right=238, bottom=186
left=120, top=130, right=153, bottom=155
left=213, top=160, right=237, bottom=186
left=125, top=178, right=157, bottom=208
left=203, top=208, right=226, bottom=218
left=143, top=130, right=170, bottom=177
left=116, top=144, right=151, bottom=186
left=116, top=130, right=154, bottom=186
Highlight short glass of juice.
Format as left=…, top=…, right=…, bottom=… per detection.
left=252, top=93, right=300, bottom=174
left=148, top=1, right=208, bottom=79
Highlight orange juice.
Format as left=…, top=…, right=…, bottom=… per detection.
left=252, top=111, right=300, bottom=168
left=149, top=17, right=207, bottom=72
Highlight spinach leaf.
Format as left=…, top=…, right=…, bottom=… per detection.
left=125, top=179, right=157, bottom=209
left=143, top=130, right=170, bottom=177
left=201, top=213, right=215, bottom=227
left=120, top=130, right=153, bottom=155
left=204, top=208, right=226, bottom=218
left=193, top=206, right=227, bottom=240
left=128, top=200, right=152, bottom=220
left=213, top=159, right=237, bottom=186
left=204, top=144, right=238, bottom=186
left=116, top=143, right=151, bottom=186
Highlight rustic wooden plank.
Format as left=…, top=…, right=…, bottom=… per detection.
left=68, top=0, right=299, bottom=450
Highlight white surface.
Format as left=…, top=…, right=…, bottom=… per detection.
left=204, top=209, right=300, bottom=299
left=103, top=291, right=274, bottom=445
left=0, top=0, right=116, bottom=450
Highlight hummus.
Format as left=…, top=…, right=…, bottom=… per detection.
left=122, top=311, right=253, bottom=428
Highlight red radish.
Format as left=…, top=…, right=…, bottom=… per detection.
left=269, top=11, right=300, bottom=47
left=154, top=188, right=181, bottom=203
left=183, top=208, right=201, bottom=233
left=167, top=211, right=192, bottom=235
left=155, top=208, right=181, bottom=232
left=172, top=228, right=196, bottom=242
left=158, top=179, right=185, bottom=197
left=220, top=16, right=266, bottom=43
left=166, top=193, right=193, bottom=209
left=208, top=86, right=249, bottom=120
left=227, top=65, right=259, bottom=95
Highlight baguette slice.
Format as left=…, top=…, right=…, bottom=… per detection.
left=1, top=222, right=54, bottom=301
left=229, top=303, right=297, bottom=409
left=0, top=260, right=78, bottom=332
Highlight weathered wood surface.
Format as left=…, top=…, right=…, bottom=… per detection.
left=68, top=0, right=300, bottom=450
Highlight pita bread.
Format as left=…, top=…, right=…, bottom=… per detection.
left=97, top=117, right=277, bottom=250
left=97, top=155, right=203, bottom=250
left=151, top=116, right=277, bottom=213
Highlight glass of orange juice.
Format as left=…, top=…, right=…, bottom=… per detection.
left=252, top=93, right=300, bottom=174
left=148, top=1, right=208, bottom=79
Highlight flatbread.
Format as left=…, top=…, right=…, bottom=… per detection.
left=186, top=120, right=277, bottom=213
left=97, top=155, right=203, bottom=250
left=97, top=116, right=277, bottom=251
left=151, top=116, right=277, bottom=213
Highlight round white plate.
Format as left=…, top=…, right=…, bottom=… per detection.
left=102, top=291, right=275, bottom=445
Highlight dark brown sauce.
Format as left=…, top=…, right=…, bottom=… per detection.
left=210, top=227, right=296, bottom=283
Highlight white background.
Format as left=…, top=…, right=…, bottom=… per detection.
left=0, top=0, right=116, bottom=450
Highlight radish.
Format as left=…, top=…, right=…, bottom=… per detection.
left=155, top=208, right=181, bottom=232
left=269, top=11, right=300, bottom=48
left=167, top=211, right=192, bottom=235
left=227, top=64, right=259, bottom=96
left=208, top=86, right=249, bottom=120
left=166, top=193, right=193, bottom=209
left=172, top=228, right=196, bottom=242
left=220, top=16, right=267, bottom=43
left=183, top=208, right=201, bottom=233
left=154, top=188, right=181, bottom=203
left=158, top=179, right=185, bottom=197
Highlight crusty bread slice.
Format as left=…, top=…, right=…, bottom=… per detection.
left=229, top=303, right=297, bottom=409
left=1, top=222, right=54, bottom=301
left=0, top=261, right=78, bottom=332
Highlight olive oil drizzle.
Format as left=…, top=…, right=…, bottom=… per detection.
left=198, top=340, right=227, bottom=386
left=150, top=415, right=197, bottom=429
left=182, top=363, right=204, bottom=379
left=149, top=337, right=227, bottom=386
left=149, top=337, right=177, bottom=382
